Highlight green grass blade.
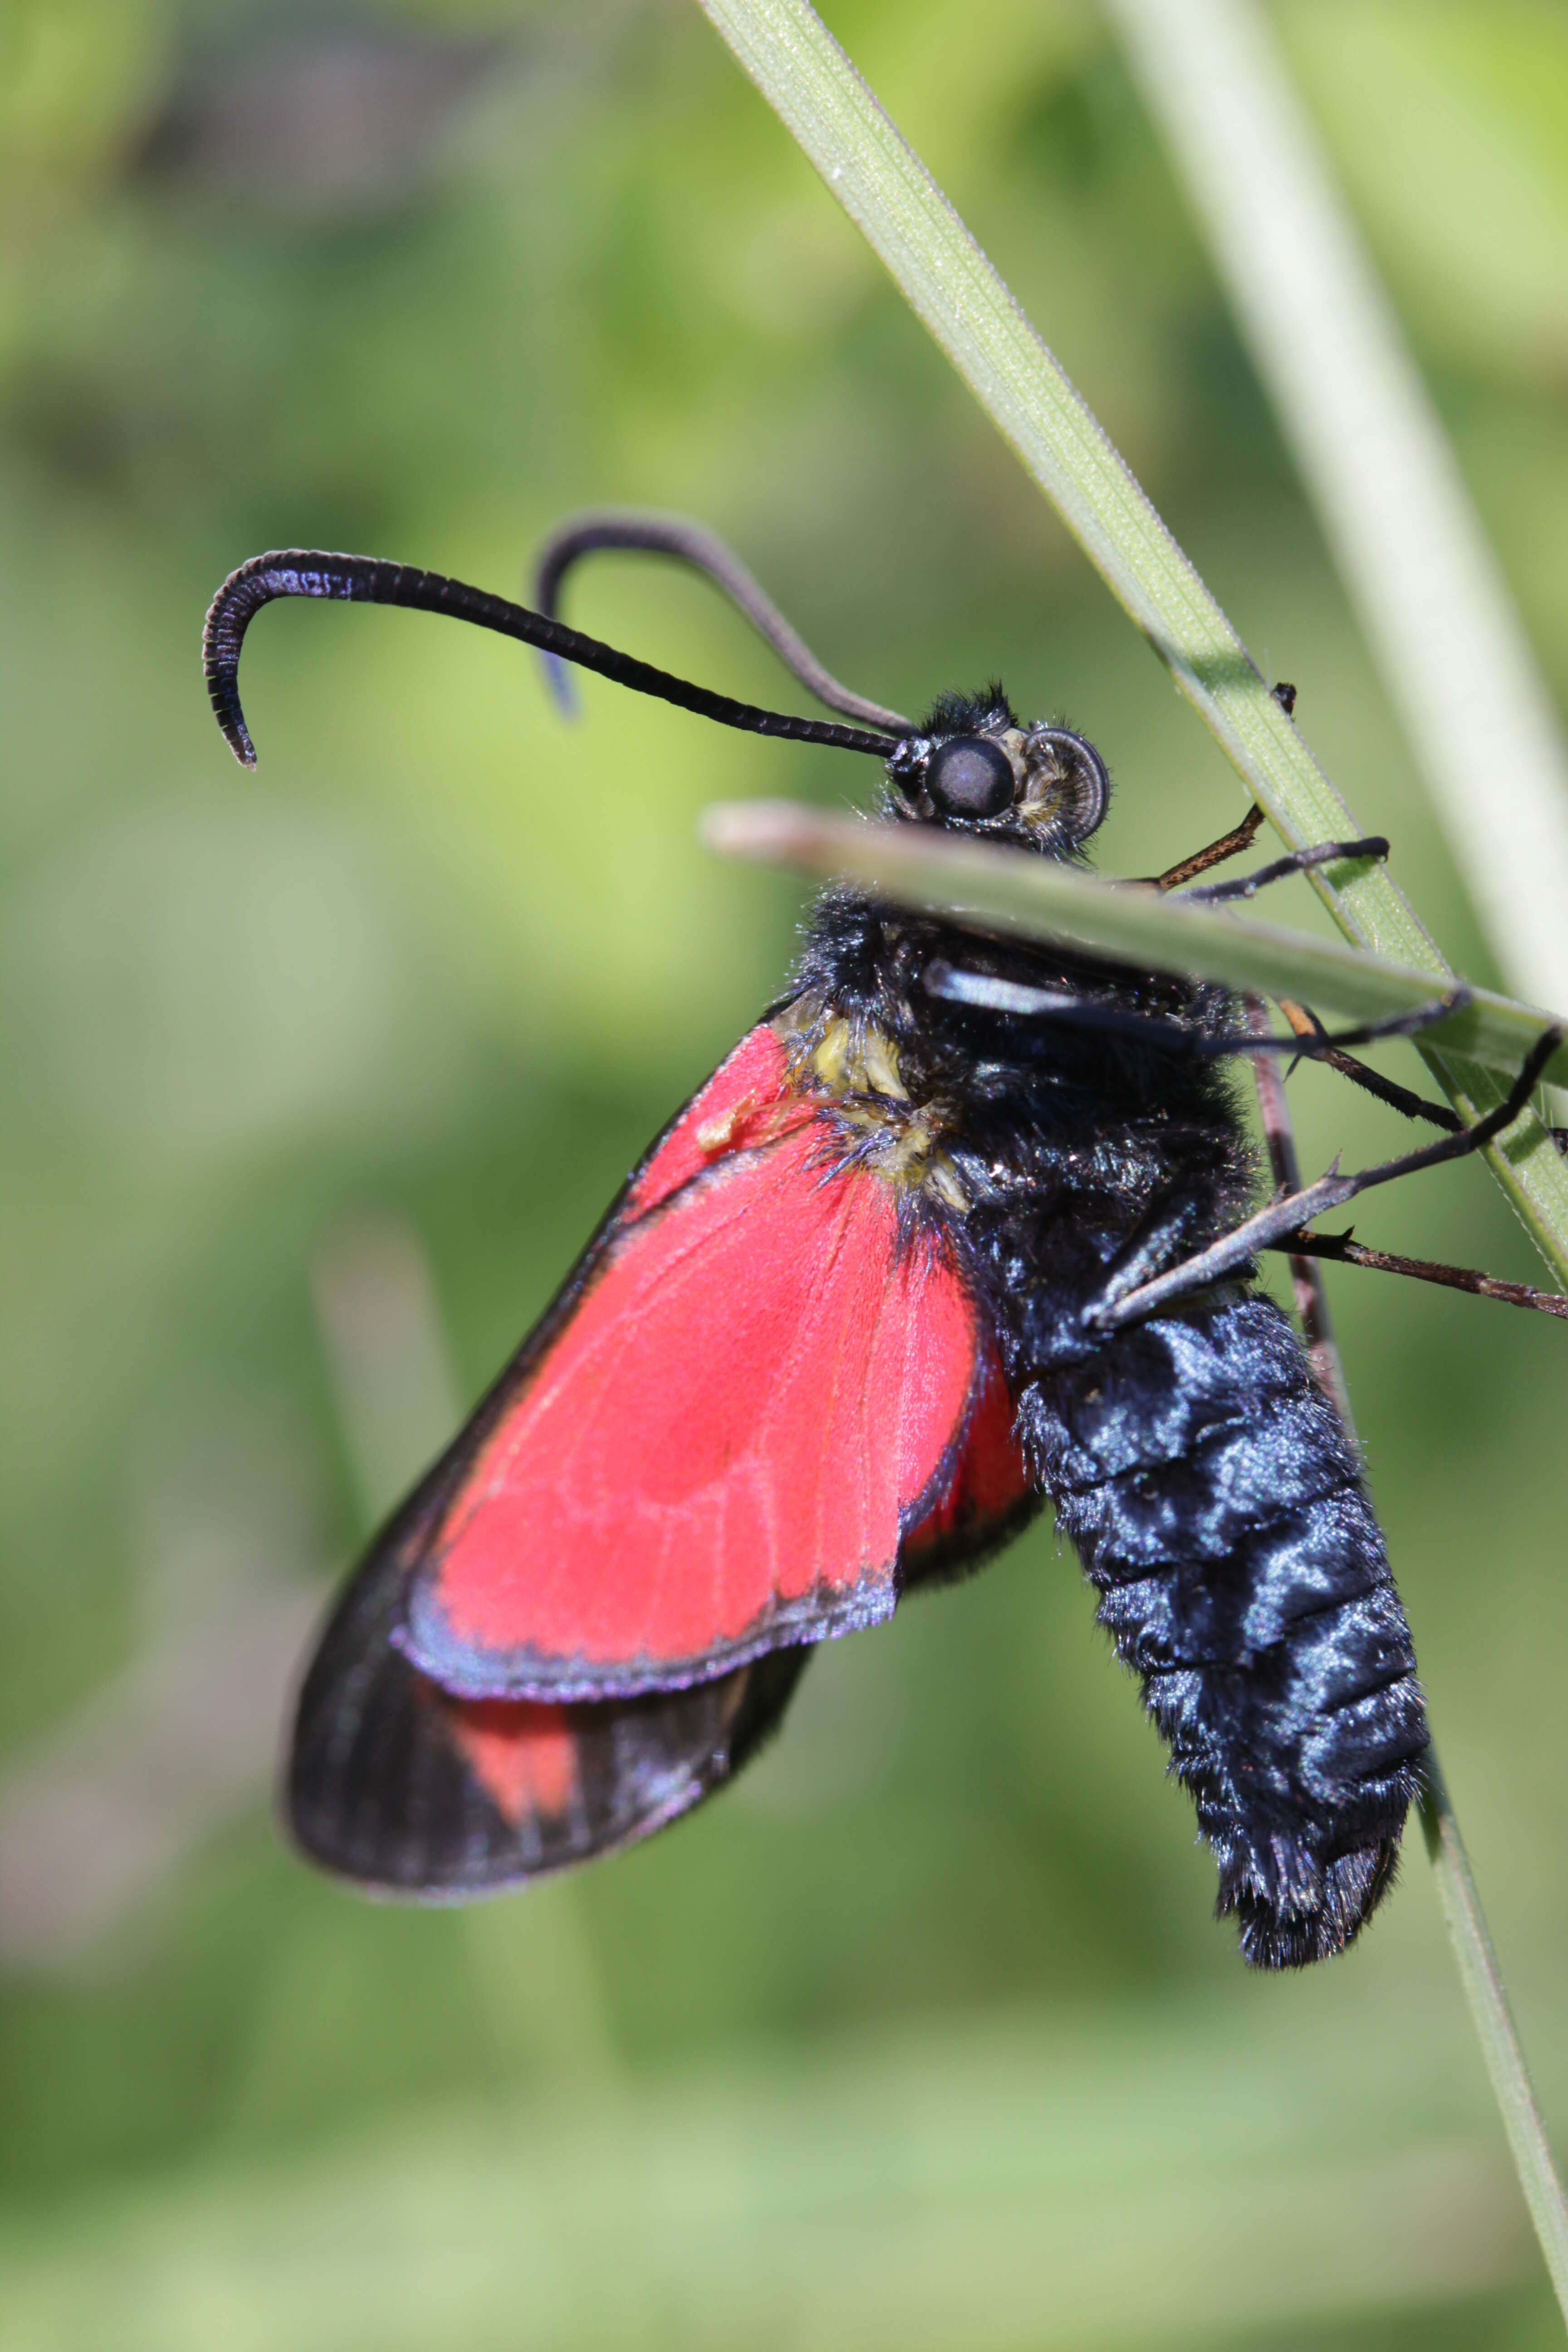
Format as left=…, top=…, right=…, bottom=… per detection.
left=1423, top=1759, right=1568, bottom=2318
left=702, top=799, right=1568, bottom=1085
left=1248, top=1034, right=1568, bottom=2333
left=692, top=0, right=1568, bottom=1285
left=1105, top=0, right=1568, bottom=1017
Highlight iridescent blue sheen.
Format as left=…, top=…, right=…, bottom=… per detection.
left=1034, top=1301, right=1423, bottom=1965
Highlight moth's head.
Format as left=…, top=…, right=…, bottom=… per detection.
left=885, top=686, right=1110, bottom=858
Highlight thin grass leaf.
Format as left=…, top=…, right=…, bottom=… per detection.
left=1250, top=1037, right=1568, bottom=2326
left=1105, top=0, right=1568, bottom=1018
left=1422, top=1761, right=1568, bottom=2321
left=701, top=799, right=1568, bottom=1083
left=692, top=0, right=1568, bottom=1289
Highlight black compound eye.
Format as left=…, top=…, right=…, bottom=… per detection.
left=925, top=734, right=1016, bottom=818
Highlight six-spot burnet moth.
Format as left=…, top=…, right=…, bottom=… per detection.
left=202, top=515, right=1559, bottom=1967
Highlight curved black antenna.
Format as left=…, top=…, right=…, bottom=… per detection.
left=203, top=552, right=902, bottom=768
left=531, top=509, right=913, bottom=735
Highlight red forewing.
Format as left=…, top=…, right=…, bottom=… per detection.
left=399, top=1022, right=990, bottom=1700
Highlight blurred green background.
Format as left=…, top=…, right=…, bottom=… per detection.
left=4, top=0, right=1568, bottom=2344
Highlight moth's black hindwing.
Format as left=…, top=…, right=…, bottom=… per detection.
left=287, top=1510, right=810, bottom=1897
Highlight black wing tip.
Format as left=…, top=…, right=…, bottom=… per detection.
left=285, top=1583, right=817, bottom=1903
left=281, top=1789, right=545, bottom=1906
left=282, top=1731, right=710, bottom=1907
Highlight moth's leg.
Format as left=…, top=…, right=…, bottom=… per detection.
left=922, top=965, right=1196, bottom=1044
left=1209, top=990, right=1470, bottom=1058
left=1145, top=805, right=1263, bottom=892
left=1276, top=997, right=1568, bottom=1153
left=923, top=965, right=1204, bottom=1045
left=1245, top=998, right=1351, bottom=1419
left=923, top=960, right=1469, bottom=1060
left=1086, top=1025, right=1564, bottom=1332
left=1181, top=836, right=1388, bottom=905
left=1093, top=1191, right=1214, bottom=1317
left=1255, top=995, right=1565, bottom=1326
left=1149, top=819, right=1387, bottom=905
left=1268, top=1229, right=1568, bottom=1321
left=1275, top=998, right=1462, bottom=1131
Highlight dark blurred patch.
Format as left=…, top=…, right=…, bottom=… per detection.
left=134, top=16, right=513, bottom=225
left=2, top=371, right=170, bottom=504
left=1010, top=52, right=1117, bottom=196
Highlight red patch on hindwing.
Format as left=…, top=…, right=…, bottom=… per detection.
left=902, top=1340, right=1035, bottom=1578
left=399, top=1022, right=985, bottom=1700
left=445, top=1696, right=579, bottom=1824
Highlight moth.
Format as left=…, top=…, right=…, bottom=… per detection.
left=203, top=516, right=1560, bottom=1966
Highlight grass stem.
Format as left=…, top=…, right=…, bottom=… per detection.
left=1421, top=1760, right=1568, bottom=2322
left=692, top=0, right=1568, bottom=1287
left=701, top=799, right=1568, bottom=1084
left=1104, top=0, right=1568, bottom=1018
left=1251, top=1029, right=1568, bottom=2327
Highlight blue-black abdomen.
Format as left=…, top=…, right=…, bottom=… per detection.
left=1022, top=1295, right=1427, bottom=1966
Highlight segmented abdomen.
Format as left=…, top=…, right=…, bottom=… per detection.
left=1019, top=1294, right=1429, bottom=1966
